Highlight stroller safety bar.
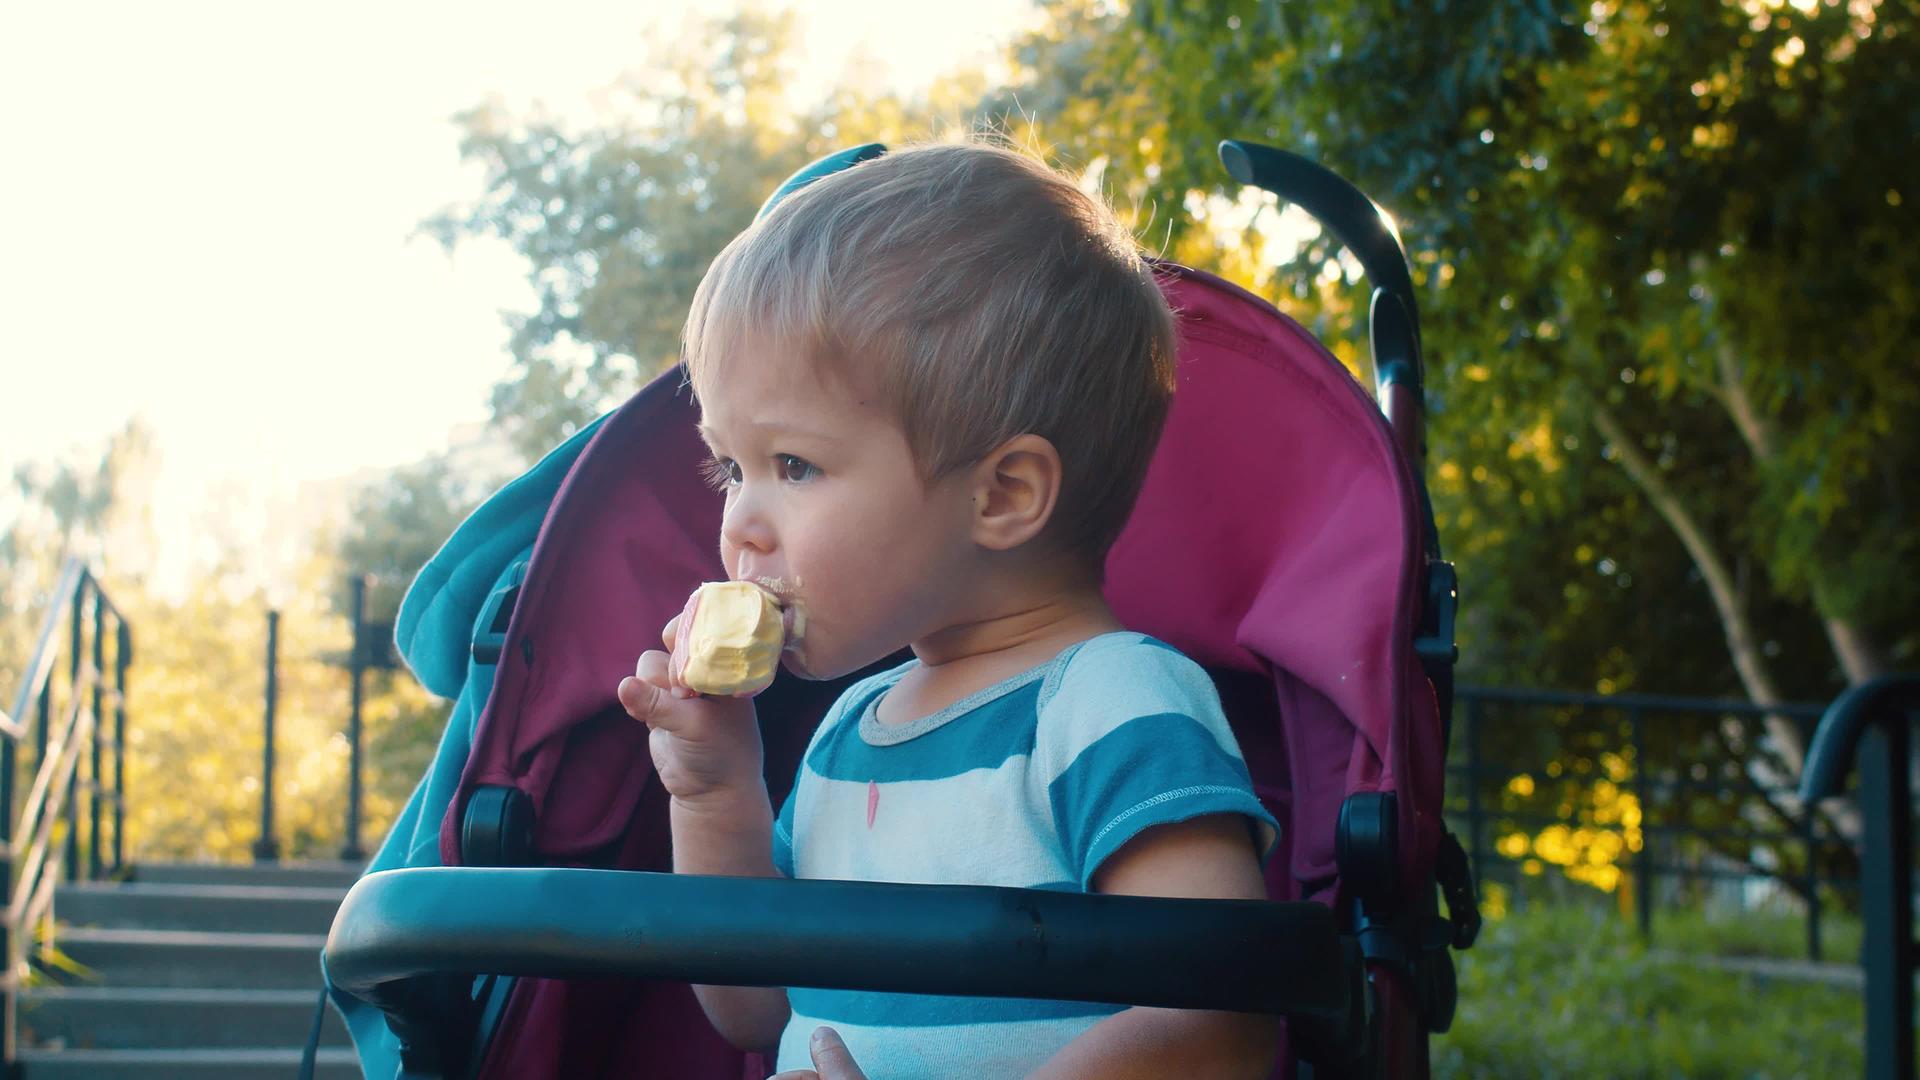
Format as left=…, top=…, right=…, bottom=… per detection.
left=326, top=867, right=1354, bottom=1033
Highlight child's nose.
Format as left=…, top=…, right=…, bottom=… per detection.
left=718, top=488, right=776, bottom=557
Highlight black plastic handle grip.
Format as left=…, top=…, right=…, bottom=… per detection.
left=1218, top=139, right=1424, bottom=395
left=326, top=867, right=1350, bottom=1020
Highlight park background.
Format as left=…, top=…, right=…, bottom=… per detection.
left=3, top=1, right=1913, bottom=1076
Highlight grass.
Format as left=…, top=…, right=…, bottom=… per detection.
left=1432, top=904, right=1865, bottom=1078
left=1649, top=904, right=1863, bottom=965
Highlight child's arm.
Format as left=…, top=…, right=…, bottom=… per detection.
left=1027, top=814, right=1280, bottom=1080
left=619, top=624, right=791, bottom=1055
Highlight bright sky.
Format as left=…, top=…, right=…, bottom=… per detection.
left=1, top=1, right=1032, bottom=593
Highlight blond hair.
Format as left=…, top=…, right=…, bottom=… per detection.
left=683, top=138, right=1177, bottom=567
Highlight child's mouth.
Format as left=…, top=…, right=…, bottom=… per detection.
left=748, top=576, right=807, bottom=648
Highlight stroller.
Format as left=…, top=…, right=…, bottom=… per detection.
left=320, top=140, right=1479, bottom=1080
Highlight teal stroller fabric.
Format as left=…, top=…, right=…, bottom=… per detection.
left=322, top=415, right=608, bottom=1078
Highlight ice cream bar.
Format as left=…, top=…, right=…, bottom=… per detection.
left=670, top=581, right=787, bottom=697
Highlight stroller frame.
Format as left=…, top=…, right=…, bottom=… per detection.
left=325, top=140, right=1479, bottom=1080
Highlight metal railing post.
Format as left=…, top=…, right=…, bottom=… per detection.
left=89, top=590, right=105, bottom=881
left=0, top=725, right=13, bottom=1066
left=1799, top=675, right=1920, bottom=1080
left=343, top=577, right=368, bottom=863
left=254, top=610, right=281, bottom=863
left=3, top=559, right=136, bottom=1073
left=35, top=681, right=49, bottom=772
left=63, top=579, right=85, bottom=883
left=1801, top=803, right=1822, bottom=963
left=1858, top=717, right=1914, bottom=1080
left=1464, top=695, right=1485, bottom=891
left=1629, top=706, right=1652, bottom=941
left=114, top=621, right=129, bottom=875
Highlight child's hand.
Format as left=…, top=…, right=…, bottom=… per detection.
left=618, top=613, right=765, bottom=805
left=769, top=1027, right=868, bottom=1080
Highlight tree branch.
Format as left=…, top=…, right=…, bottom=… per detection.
left=1714, top=340, right=1779, bottom=462
left=1714, top=341, right=1890, bottom=683
left=1590, top=402, right=1805, bottom=774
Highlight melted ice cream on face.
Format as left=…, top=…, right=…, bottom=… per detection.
left=749, top=576, right=805, bottom=650
left=671, top=581, right=787, bottom=696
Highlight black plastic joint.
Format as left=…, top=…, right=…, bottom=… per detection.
left=1413, top=561, right=1458, bottom=666
left=470, top=562, right=528, bottom=667
left=461, top=785, right=535, bottom=868
left=1336, top=791, right=1399, bottom=903
left=1435, top=831, right=1482, bottom=949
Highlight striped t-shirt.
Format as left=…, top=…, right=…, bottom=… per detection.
left=770, top=631, right=1279, bottom=1078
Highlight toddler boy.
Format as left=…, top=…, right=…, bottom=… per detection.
left=618, top=139, right=1279, bottom=1079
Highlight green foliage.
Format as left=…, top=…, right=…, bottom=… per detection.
left=2, top=427, right=451, bottom=865
left=1007, top=0, right=1919, bottom=697
left=423, top=10, right=1004, bottom=459
left=335, top=456, right=491, bottom=621
left=2, top=421, right=159, bottom=685
left=1439, top=904, right=1863, bottom=1077
left=1650, top=904, right=1862, bottom=965
left=420, top=10, right=822, bottom=458
left=122, top=560, right=352, bottom=862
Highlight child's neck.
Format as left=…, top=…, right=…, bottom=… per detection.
left=877, top=579, right=1122, bottom=726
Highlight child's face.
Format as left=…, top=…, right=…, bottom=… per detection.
left=695, top=343, right=977, bottom=681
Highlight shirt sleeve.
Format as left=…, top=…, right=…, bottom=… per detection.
left=1036, top=636, right=1280, bottom=889
left=772, top=778, right=798, bottom=879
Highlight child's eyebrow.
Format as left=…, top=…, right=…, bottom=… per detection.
left=697, top=419, right=837, bottom=445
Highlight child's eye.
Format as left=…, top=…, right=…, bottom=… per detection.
left=701, top=455, right=742, bottom=491
left=776, top=454, right=819, bottom=483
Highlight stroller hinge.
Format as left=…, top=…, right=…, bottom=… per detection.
left=471, top=561, right=529, bottom=666
left=1412, top=560, right=1457, bottom=667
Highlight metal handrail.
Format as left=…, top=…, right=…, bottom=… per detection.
left=1794, top=674, right=1920, bottom=1080
left=1, top=561, right=84, bottom=743
left=2, top=558, right=132, bottom=1068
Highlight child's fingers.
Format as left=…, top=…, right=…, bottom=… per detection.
left=660, top=613, right=682, bottom=652
left=632, top=649, right=696, bottom=701
left=620, top=675, right=703, bottom=729
left=616, top=675, right=665, bottom=723
left=808, top=1027, right=867, bottom=1080
left=635, top=649, right=670, bottom=687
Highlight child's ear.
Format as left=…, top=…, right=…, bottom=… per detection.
left=968, top=434, right=1063, bottom=552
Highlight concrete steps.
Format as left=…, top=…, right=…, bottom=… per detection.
left=53, top=927, right=330, bottom=990
left=14, top=1046, right=360, bottom=1079
left=56, top=881, right=346, bottom=934
left=19, top=987, right=347, bottom=1049
left=16, top=862, right=363, bottom=1079
left=129, top=861, right=363, bottom=890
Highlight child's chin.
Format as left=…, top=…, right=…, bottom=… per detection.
left=782, top=644, right=876, bottom=683
left=779, top=651, right=826, bottom=682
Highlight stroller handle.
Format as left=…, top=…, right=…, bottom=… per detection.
left=1217, top=140, right=1423, bottom=385
left=327, top=867, right=1352, bottom=1021
left=1220, top=139, right=1436, bottom=524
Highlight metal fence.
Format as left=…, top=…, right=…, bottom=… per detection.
left=1449, top=685, right=1859, bottom=961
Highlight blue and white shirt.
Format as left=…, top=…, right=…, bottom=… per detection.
left=770, top=631, right=1279, bottom=1077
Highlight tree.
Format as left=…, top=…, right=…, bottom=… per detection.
left=423, top=9, right=1001, bottom=456
left=1003, top=0, right=1919, bottom=730
left=990, top=0, right=1918, bottom=903
left=420, top=10, right=823, bottom=457
left=330, top=450, right=500, bottom=820
left=2, top=421, right=158, bottom=709
left=1, top=424, right=471, bottom=864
